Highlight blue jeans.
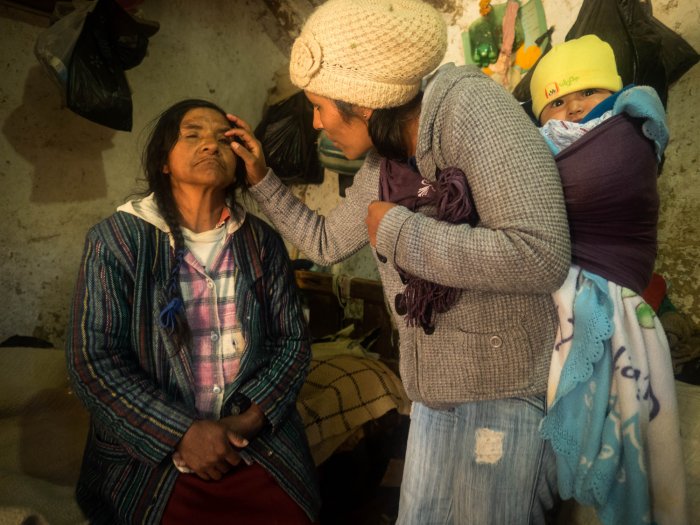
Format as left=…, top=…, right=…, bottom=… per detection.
left=396, top=396, right=557, bottom=525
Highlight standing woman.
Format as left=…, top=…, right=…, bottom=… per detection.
left=229, top=0, right=570, bottom=523
left=66, top=99, right=320, bottom=524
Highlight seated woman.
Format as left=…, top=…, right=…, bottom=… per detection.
left=65, top=99, right=320, bottom=524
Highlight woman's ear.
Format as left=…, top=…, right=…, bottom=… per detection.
left=162, top=164, right=170, bottom=174
left=359, top=107, right=374, bottom=121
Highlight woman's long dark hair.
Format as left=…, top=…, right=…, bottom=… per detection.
left=334, top=92, right=422, bottom=160
left=143, top=99, right=246, bottom=350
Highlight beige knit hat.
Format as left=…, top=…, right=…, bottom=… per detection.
left=289, top=0, right=447, bottom=109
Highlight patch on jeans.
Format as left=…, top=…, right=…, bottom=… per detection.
left=474, top=428, right=504, bottom=464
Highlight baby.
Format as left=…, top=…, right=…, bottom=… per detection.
left=533, top=34, right=620, bottom=120
left=531, top=34, right=652, bottom=153
left=529, top=34, right=687, bottom=525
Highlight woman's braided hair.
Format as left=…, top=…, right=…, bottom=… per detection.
left=142, top=99, right=246, bottom=350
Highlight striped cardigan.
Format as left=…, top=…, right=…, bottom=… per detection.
left=66, top=210, right=320, bottom=523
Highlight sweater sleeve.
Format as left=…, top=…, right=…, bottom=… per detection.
left=248, top=157, right=380, bottom=266
left=65, top=226, right=194, bottom=466
left=375, top=72, right=571, bottom=294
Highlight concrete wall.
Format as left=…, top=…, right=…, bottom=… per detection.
left=1, top=0, right=698, bottom=347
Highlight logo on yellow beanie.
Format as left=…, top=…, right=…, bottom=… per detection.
left=543, top=82, right=559, bottom=100
left=544, top=75, right=581, bottom=100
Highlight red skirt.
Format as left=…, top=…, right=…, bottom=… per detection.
left=161, top=462, right=313, bottom=525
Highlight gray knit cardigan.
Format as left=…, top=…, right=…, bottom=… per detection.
left=251, top=64, right=571, bottom=407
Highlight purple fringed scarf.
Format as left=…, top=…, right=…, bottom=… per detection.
left=379, top=158, right=479, bottom=333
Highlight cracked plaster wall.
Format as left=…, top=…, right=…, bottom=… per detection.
left=0, top=0, right=698, bottom=346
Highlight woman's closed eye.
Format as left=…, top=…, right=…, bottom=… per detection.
left=179, top=133, right=232, bottom=144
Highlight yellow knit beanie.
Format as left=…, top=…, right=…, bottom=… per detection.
left=289, top=0, right=447, bottom=109
left=530, top=34, right=623, bottom=120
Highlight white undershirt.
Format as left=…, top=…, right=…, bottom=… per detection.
left=181, top=224, right=228, bottom=270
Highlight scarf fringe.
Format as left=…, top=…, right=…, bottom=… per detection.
left=401, top=167, right=477, bottom=330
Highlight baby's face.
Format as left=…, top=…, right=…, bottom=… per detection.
left=539, top=88, right=613, bottom=124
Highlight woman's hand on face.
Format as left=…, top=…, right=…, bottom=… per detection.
left=225, top=114, right=268, bottom=186
left=366, top=200, right=397, bottom=247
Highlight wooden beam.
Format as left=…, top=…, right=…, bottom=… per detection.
left=294, top=270, right=384, bottom=304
